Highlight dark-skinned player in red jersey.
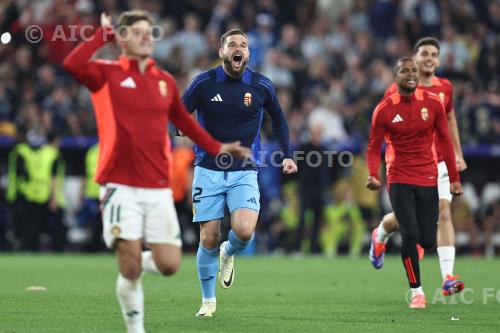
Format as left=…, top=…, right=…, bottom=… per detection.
left=366, top=57, right=462, bottom=309
left=369, top=37, right=467, bottom=297
left=63, top=11, right=250, bottom=333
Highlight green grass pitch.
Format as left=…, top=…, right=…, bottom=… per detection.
left=1, top=254, right=499, bottom=332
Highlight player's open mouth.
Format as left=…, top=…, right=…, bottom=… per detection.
left=407, top=79, right=416, bottom=84
left=232, top=53, right=243, bottom=69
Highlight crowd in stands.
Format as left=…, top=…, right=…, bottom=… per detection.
left=0, top=0, right=499, bottom=255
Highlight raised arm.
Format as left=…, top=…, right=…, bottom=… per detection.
left=62, top=13, right=115, bottom=91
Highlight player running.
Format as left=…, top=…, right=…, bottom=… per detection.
left=176, top=29, right=297, bottom=316
left=63, top=11, right=250, bottom=333
left=366, top=57, right=462, bottom=308
left=369, top=37, right=467, bottom=296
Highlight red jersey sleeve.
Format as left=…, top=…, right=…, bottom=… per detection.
left=366, top=102, right=388, bottom=181
left=63, top=27, right=114, bottom=92
left=433, top=96, right=459, bottom=182
left=168, top=82, right=222, bottom=156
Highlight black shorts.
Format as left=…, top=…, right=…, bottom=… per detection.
left=389, top=183, right=439, bottom=248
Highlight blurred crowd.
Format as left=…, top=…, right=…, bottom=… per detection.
left=0, top=0, right=499, bottom=255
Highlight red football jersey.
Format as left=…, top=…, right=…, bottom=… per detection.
left=384, top=77, right=454, bottom=162
left=366, top=89, right=459, bottom=187
left=64, top=27, right=221, bottom=188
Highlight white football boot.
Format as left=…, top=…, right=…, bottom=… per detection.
left=195, top=301, right=216, bottom=317
left=218, top=241, right=235, bottom=289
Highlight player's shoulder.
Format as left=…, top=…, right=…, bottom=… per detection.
left=383, top=82, right=398, bottom=98
left=252, top=70, right=273, bottom=86
left=191, top=68, right=215, bottom=82
left=153, top=66, right=175, bottom=81
left=434, top=76, right=453, bottom=91
left=373, top=96, right=392, bottom=119
left=252, top=70, right=276, bottom=96
left=422, top=89, right=442, bottom=102
left=184, top=68, right=215, bottom=94
left=380, top=90, right=401, bottom=107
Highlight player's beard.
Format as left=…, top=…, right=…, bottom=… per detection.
left=399, top=85, right=417, bottom=94
left=223, top=54, right=248, bottom=78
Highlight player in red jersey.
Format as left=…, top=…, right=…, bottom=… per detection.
left=366, top=57, right=462, bottom=308
left=63, top=11, right=250, bottom=333
left=369, top=37, right=467, bottom=296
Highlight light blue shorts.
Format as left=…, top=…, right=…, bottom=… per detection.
left=192, top=166, right=260, bottom=222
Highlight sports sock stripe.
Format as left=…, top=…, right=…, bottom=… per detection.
left=405, top=257, right=417, bottom=284
left=404, top=257, right=416, bottom=284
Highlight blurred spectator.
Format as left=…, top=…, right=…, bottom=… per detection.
left=171, top=12, right=208, bottom=70
left=308, top=95, right=347, bottom=142
left=368, top=0, right=399, bottom=40
left=275, top=24, right=307, bottom=98
left=439, top=25, right=471, bottom=74
left=301, top=17, right=328, bottom=61
left=170, top=139, right=198, bottom=251
left=6, top=129, right=66, bottom=251
left=480, top=183, right=500, bottom=257
left=77, top=143, right=104, bottom=251
left=6, top=127, right=30, bottom=250
left=451, top=194, right=480, bottom=255
left=412, top=0, right=442, bottom=38
left=248, top=12, right=277, bottom=69
left=261, top=48, right=294, bottom=89
left=151, top=17, right=177, bottom=66
left=349, top=153, right=379, bottom=228
left=294, top=122, right=329, bottom=254
left=348, top=0, right=369, bottom=33
left=320, top=179, right=365, bottom=258
left=42, top=84, right=80, bottom=136
left=0, top=84, right=12, bottom=121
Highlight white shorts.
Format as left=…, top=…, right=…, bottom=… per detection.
left=100, top=183, right=182, bottom=249
left=437, top=161, right=453, bottom=202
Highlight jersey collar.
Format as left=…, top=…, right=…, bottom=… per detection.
left=392, top=88, right=424, bottom=104
left=215, top=65, right=251, bottom=84
left=118, top=56, right=156, bottom=73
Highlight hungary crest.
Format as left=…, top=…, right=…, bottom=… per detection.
left=244, top=92, right=252, bottom=106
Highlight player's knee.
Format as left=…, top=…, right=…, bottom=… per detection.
left=400, top=230, right=418, bottom=245
left=120, top=262, right=142, bottom=279
left=233, top=227, right=254, bottom=241
left=420, top=235, right=436, bottom=250
left=200, top=231, right=220, bottom=248
left=157, top=260, right=180, bottom=276
left=438, top=202, right=452, bottom=225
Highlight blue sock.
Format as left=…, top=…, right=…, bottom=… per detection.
left=225, top=229, right=253, bottom=256
left=196, top=245, right=218, bottom=300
